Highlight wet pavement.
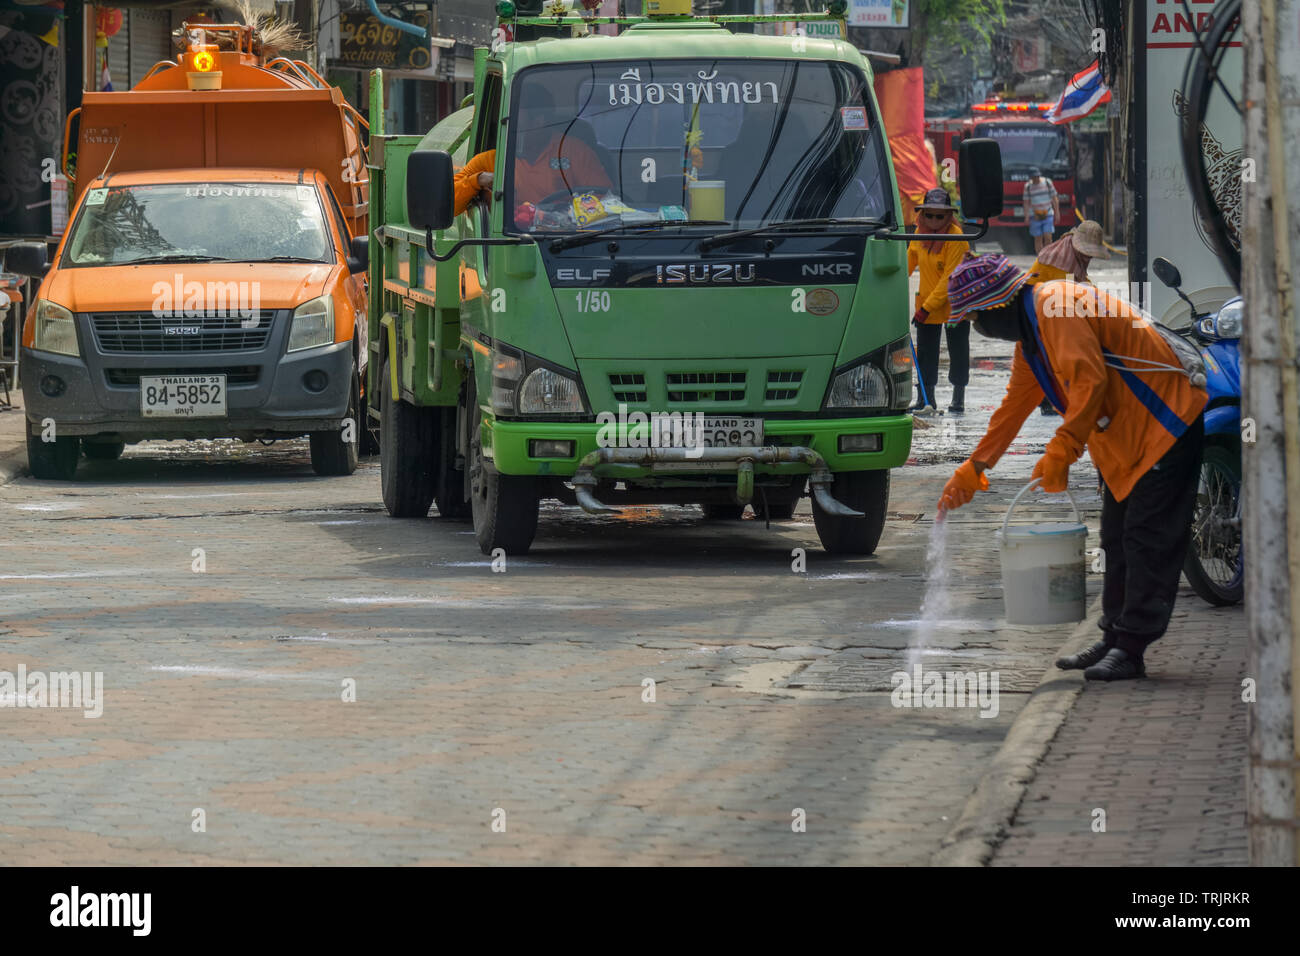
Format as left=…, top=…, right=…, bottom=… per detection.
left=0, top=254, right=1124, bottom=864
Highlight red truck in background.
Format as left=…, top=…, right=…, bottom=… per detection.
left=927, top=98, right=1077, bottom=254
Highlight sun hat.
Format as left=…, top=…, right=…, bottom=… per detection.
left=947, top=253, right=1029, bottom=320
left=915, top=187, right=958, bottom=213
left=1069, top=219, right=1110, bottom=259
left=1028, top=166, right=1043, bottom=178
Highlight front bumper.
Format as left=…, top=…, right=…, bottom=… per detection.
left=20, top=335, right=354, bottom=441
left=486, top=413, right=913, bottom=477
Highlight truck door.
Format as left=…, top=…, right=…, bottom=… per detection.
left=465, top=69, right=503, bottom=304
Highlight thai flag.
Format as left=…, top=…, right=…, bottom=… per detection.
left=1045, top=60, right=1111, bottom=125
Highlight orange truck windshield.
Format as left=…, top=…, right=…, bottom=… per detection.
left=63, top=182, right=335, bottom=268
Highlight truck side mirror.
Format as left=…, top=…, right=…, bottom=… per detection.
left=407, top=150, right=455, bottom=231
left=347, top=235, right=369, bottom=274
left=4, top=241, right=49, bottom=278
left=1152, top=257, right=1182, bottom=289
left=958, top=138, right=1004, bottom=220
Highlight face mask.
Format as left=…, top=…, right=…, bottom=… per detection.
left=972, top=307, right=1023, bottom=342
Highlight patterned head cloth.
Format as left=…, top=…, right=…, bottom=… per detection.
left=947, top=253, right=1029, bottom=320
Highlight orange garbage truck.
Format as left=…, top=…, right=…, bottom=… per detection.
left=7, top=22, right=372, bottom=480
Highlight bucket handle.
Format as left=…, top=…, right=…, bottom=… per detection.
left=1001, top=479, right=1082, bottom=538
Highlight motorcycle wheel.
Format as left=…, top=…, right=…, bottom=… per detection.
left=1182, top=442, right=1244, bottom=606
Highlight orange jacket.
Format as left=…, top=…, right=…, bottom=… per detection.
left=453, top=138, right=611, bottom=217
left=972, top=281, right=1208, bottom=501
left=907, top=223, right=969, bottom=323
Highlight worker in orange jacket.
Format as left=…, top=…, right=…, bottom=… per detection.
left=937, top=255, right=1208, bottom=681
left=908, top=189, right=970, bottom=412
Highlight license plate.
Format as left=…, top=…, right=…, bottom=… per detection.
left=698, top=416, right=763, bottom=447
left=140, top=374, right=227, bottom=417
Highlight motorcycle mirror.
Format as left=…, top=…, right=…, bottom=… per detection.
left=1152, top=257, right=1183, bottom=290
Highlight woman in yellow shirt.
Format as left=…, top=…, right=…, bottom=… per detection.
left=1026, top=219, right=1109, bottom=285
left=907, top=189, right=970, bottom=412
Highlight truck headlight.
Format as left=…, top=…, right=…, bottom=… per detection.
left=519, top=367, right=584, bottom=414
left=32, top=300, right=79, bottom=357
left=490, top=344, right=524, bottom=413
left=826, top=362, right=890, bottom=409
left=288, top=295, right=335, bottom=352
left=886, top=336, right=913, bottom=409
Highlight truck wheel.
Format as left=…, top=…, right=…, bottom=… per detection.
left=82, top=440, right=125, bottom=461
left=702, top=504, right=746, bottom=520
left=27, top=428, right=80, bottom=480
left=812, top=469, right=890, bottom=555
left=309, top=366, right=361, bottom=476
left=434, top=405, right=470, bottom=520
left=469, top=403, right=538, bottom=555
left=379, top=358, right=436, bottom=517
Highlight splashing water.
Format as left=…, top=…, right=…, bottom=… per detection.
left=907, top=516, right=953, bottom=671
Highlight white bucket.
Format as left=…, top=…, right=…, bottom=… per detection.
left=999, top=480, right=1087, bottom=625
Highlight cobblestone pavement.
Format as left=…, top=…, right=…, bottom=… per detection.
left=993, top=598, right=1248, bottom=866
left=0, top=254, right=1133, bottom=865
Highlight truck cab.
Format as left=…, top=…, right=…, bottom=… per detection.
left=9, top=21, right=372, bottom=480
left=368, top=7, right=1002, bottom=555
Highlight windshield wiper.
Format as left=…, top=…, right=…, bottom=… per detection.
left=699, top=217, right=888, bottom=252
left=123, top=254, right=233, bottom=265
left=548, top=219, right=728, bottom=253
left=252, top=256, right=326, bottom=263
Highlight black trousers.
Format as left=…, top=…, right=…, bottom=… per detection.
left=1098, top=416, right=1204, bottom=657
left=914, top=320, right=970, bottom=404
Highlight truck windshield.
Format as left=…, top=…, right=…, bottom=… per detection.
left=62, top=182, right=334, bottom=267
left=503, top=59, right=891, bottom=234
left=974, top=123, right=1069, bottom=176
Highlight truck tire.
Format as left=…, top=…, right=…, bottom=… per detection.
left=27, top=428, right=80, bottom=480
left=379, top=358, right=436, bottom=517
left=469, top=400, right=538, bottom=555
left=434, top=405, right=470, bottom=520
left=82, top=440, right=125, bottom=461
left=309, top=367, right=361, bottom=476
left=812, top=469, right=890, bottom=555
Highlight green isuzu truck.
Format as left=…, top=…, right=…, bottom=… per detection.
left=365, top=3, right=1000, bottom=555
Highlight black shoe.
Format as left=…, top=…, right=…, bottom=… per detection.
left=949, top=386, right=965, bottom=414
left=1083, top=647, right=1146, bottom=681
left=1039, top=400, right=1058, bottom=416
left=1055, top=639, right=1110, bottom=670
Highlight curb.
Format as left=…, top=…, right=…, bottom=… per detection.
left=930, top=596, right=1103, bottom=866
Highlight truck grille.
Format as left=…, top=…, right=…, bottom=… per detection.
left=666, top=371, right=746, bottom=403
left=608, top=373, right=647, bottom=403
left=105, top=366, right=260, bottom=387
left=765, top=370, right=804, bottom=401
left=91, top=312, right=275, bottom=353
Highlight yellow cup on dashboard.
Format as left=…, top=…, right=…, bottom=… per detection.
left=687, top=180, right=725, bottom=222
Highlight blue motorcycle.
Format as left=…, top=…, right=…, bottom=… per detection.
left=1154, top=257, right=1243, bottom=606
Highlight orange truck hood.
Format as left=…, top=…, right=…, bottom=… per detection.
left=41, top=262, right=335, bottom=313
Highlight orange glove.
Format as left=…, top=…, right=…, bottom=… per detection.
left=1031, top=446, right=1070, bottom=493
left=938, top=459, right=989, bottom=513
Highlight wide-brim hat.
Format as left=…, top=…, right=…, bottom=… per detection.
left=947, top=253, right=1029, bottom=320
left=1070, top=219, right=1110, bottom=259
left=915, top=187, right=958, bottom=213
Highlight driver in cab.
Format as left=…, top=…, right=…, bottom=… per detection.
left=452, top=105, right=611, bottom=223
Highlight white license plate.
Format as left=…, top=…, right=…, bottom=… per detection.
left=698, top=416, right=763, bottom=447
left=140, top=374, right=227, bottom=417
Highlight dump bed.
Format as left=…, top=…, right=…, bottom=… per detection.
left=66, top=51, right=369, bottom=235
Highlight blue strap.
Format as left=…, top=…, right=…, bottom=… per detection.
left=1021, top=291, right=1068, bottom=412
left=1101, top=348, right=1189, bottom=438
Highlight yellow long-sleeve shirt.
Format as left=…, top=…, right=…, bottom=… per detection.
left=907, top=223, right=969, bottom=323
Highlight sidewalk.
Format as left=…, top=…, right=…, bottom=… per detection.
left=0, top=388, right=26, bottom=485
left=991, top=591, right=1248, bottom=865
